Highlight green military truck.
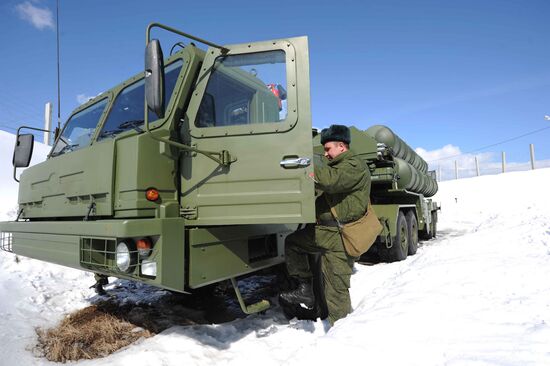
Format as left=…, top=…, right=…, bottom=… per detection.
left=1, top=23, right=437, bottom=316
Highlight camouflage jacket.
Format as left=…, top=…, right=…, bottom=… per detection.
left=314, top=150, right=371, bottom=224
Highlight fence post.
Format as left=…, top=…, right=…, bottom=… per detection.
left=475, top=156, right=480, bottom=177
left=501, top=151, right=506, bottom=173
left=455, top=160, right=458, bottom=180
left=530, top=144, right=535, bottom=170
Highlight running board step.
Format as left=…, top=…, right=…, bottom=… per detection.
left=230, top=278, right=270, bottom=314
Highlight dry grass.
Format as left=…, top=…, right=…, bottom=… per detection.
left=36, top=304, right=152, bottom=363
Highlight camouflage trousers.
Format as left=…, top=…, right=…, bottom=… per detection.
left=285, top=224, right=355, bottom=325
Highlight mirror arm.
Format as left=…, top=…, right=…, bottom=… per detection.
left=143, top=109, right=236, bottom=167
left=13, top=126, right=53, bottom=183
left=16, top=125, right=53, bottom=135
left=146, top=22, right=229, bottom=54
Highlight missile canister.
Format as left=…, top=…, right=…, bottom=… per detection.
left=365, top=125, right=429, bottom=173
left=393, top=157, right=438, bottom=197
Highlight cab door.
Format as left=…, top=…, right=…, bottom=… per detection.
left=181, top=36, right=315, bottom=225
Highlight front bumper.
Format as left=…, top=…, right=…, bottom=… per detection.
left=0, top=218, right=186, bottom=291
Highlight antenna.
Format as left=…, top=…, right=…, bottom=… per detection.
left=56, top=0, right=61, bottom=130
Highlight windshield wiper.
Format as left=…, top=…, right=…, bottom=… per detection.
left=118, top=119, right=144, bottom=132
left=98, top=129, right=123, bottom=139
left=98, top=120, right=145, bottom=139
left=52, top=143, right=79, bottom=156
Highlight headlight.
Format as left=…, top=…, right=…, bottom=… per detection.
left=116, top=241, right=136, bottom=273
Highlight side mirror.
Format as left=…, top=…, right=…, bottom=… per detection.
left=145, top=39, right=165, bottom=119
left=13, top=133, right=34, bottom=168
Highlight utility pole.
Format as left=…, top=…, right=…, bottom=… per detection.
left=475, top=156, right=480, bottom=177
left=44, top=102, right=53, bottom=145
left=501, top=151, right=506, bottom=173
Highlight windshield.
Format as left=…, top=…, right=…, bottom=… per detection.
left=98, top=60, right=183, bottom=140
left=50, top=98, right=109, bottom=157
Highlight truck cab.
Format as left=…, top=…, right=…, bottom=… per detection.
left=1, top=24, right=315, bottom=313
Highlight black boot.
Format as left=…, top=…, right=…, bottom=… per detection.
left=90, top=274, right=108, bottom=295
left=279, top=278, right=315, bottom=309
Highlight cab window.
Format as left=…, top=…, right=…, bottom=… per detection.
left=98, top=60, right=183, bottom=140
left=51, top=98, right=108, bottom=156
left=195, top=50, right=287, bottom=128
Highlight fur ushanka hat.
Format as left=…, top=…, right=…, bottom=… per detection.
left=320, top=124, right=351, bottom=145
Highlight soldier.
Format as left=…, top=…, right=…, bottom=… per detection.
left=279, top=124, right=371, bottom=325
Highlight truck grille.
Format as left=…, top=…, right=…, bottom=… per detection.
left=80, top=237, right=118, bottom=270
left=80, top=237, right=155, bottom=278
left=0, top=232, right=13, bottom=253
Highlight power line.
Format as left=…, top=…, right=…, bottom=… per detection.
left=0, top=95, right=46, bottom=117
left=0, top=124, right=18, bottom=132
left=0, top=106, right=42, bottom=125
left=427, top=124, right=550, bottom=163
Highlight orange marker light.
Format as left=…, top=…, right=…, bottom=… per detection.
left=136, top=238, right=152, bottom=258
left=146, top=188, right=159, bottom=201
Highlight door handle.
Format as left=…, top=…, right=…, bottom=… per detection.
left=280, top=157, right=311, bottom=169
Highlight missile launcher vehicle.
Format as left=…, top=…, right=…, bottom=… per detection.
left=1, top=23, right=438, bottom=317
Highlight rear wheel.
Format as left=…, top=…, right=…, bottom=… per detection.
left=406, top=211, right=418, bottom=255
left=380, top=211, right=409, bottom=262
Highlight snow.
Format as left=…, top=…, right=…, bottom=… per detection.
left=1, top=130, right=550, bottom=365
left=0, top=130, right=51, bottom=221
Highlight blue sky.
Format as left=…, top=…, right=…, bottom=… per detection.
left=1, top=0, right=549, bottom=172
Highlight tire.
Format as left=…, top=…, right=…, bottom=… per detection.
left=379, top=211, right=409, bottom=262
left=406, top=211, right=418, bottom=255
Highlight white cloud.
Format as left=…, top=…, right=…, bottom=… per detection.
left=15, top=1, right=54, bottom=30
left=76, top=94, right=96, bottom=104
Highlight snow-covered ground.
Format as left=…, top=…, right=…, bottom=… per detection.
left=0, top=130, right=549, bottom=365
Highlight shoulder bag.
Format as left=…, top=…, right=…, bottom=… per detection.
left=326, top=197, right=383, bottom=257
